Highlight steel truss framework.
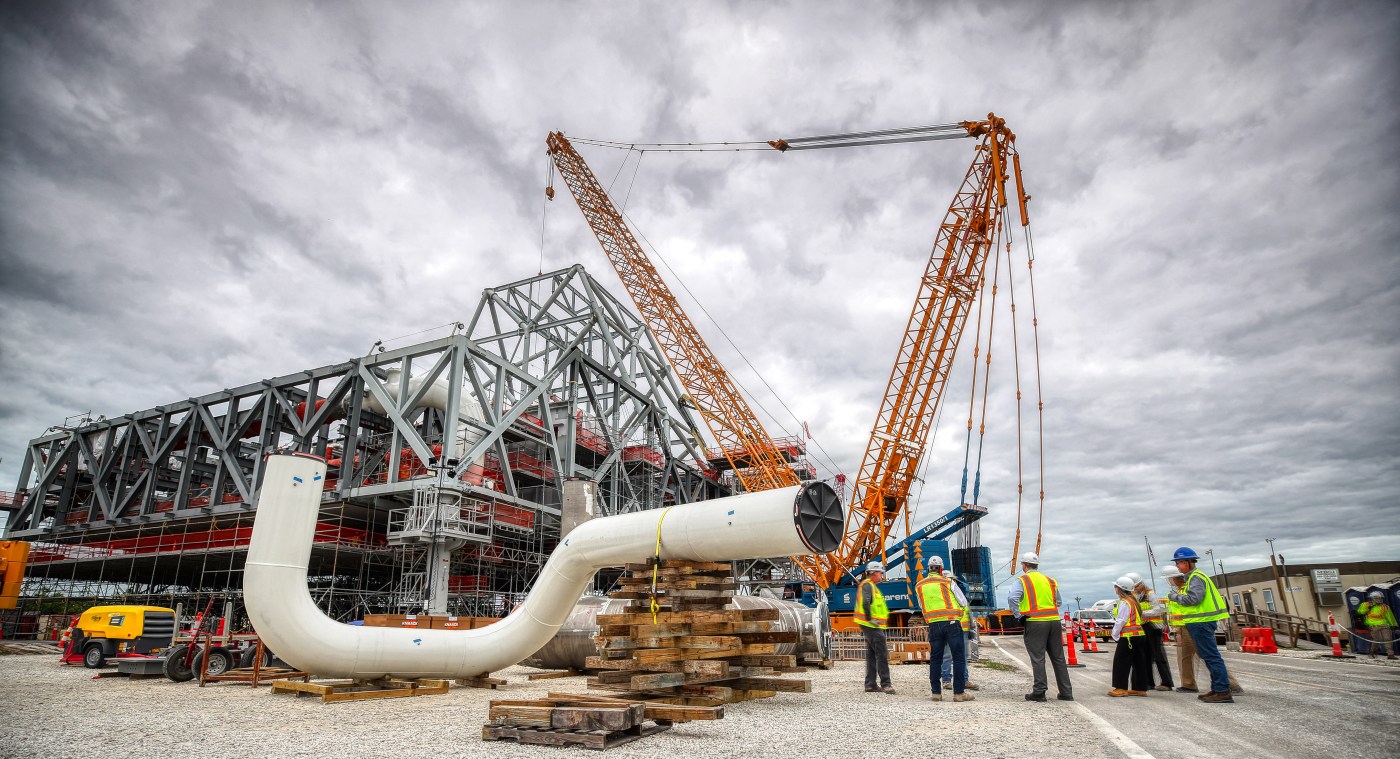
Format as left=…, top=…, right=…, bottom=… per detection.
left=2, top=266, right=727, bottom=633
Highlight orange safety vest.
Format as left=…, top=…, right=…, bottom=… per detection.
left=1121, top=599, right=1144, bottom=638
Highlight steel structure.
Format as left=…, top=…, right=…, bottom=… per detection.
left=0, top=266, right=728, bottom=636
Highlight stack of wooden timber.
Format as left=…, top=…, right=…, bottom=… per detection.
left=890, top=640, right=931, bottom=664
left=483, top=696, right=670, bottom=750
left=582, top=559, right=811, bottom=715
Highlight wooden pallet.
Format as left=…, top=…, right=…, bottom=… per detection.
left=482, top=721, right=670, bottom=750
left=582, top=558, right=811, bottom=717
left=484, top=696, right=671, bottom=750
left=270, top=677, right=449, bottom=703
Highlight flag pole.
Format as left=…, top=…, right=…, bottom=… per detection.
left=1144, top=536, right=1158, bottom=593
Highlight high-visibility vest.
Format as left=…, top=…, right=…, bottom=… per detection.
left=1018, top=571, right=1060, bottom=621
left=916, top=576, right=964, bottom=625
left=854, top=579, right=889, bottom=629
left=1178, top=569, right=1228, bottom=624
left=1121, top=600, right=1144, bottom=638
left=1360, top=602, right=1396, bottom=628
left=1165, top=595, right=1186, bottom=627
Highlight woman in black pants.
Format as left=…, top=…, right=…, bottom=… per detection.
left=1108, top=576, right=1151, bottom=697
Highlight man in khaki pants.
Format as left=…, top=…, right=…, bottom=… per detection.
left=1162, top=566, right=1242, bottom=694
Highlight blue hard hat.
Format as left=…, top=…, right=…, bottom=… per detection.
left=1172, top=546, right=1199, bottom=561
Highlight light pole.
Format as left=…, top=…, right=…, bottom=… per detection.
left=1265, top=538, right=1292, bottom=615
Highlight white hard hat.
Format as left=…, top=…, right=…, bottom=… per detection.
left=1160, top=566, right=1184, bottom=579
left=1020, top=552, right=1039, bottom=565
left=928, top=556, right=945, bottom=569
left=1371, top=591, right=1385, bottom=599
left=1126, top=572, right=1144, bottom=586
left=1114, top=576, right=1135, bottom=592
left=942, top=570, right=955, bottom=578
left=866, top=561, right=886, bottom=574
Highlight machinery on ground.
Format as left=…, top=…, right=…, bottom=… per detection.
left=61, top=604, right=176, bottom=668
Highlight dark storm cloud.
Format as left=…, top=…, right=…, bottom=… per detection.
left=1, top=0, right=1397, bottom=606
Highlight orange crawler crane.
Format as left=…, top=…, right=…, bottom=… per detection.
left=771, top=115, right=1034, bottom=591
left=546, top=132, right=803, bottom=495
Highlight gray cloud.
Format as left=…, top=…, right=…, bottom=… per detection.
left=2, top=0, right=1397, bottom=606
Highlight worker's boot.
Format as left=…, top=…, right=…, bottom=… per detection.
left=962, top=681, right=980, bottom=690
left=930, top=692, right=942, bottom=701
left=1107, top=689, right=1129, bottom=697
left=1201, top=691, right=1234, bottom=703
left=953, top=692, right=975, bottom=702
left=1126, top=690, right=1148, bottom=697
left=1175, top=686, right=1199, bottom=693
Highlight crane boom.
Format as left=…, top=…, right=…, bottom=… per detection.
left=784, top=114, right=1027, bottom=587
left=545, top=132, right=802, bottom=492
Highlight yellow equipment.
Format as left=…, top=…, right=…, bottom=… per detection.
left=67, top=605, right=177, bottom=668
left=0, top=540, right=29, bottom=610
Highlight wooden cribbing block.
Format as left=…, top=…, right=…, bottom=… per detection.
left=456, top=675, right=507, bottom=689
left=526, top=669, right=582, bottom=680
left=728, top=677, right=812, bottom=693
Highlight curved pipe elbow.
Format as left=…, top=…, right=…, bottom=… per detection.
left=245, top=453, right=841, bottom=680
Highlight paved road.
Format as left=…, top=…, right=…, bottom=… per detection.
left=992, top=635, right=1400, bottom=759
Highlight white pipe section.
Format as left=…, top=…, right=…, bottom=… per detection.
left=245, top=453, right=840, bottom=679
left=363, top=367, right=487, bottom=466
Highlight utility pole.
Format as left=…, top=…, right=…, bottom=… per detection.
left=1265, top=538, right=1292, bottom=615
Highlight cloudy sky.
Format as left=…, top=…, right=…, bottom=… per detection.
left=2, top=0, right=1397, bottom=607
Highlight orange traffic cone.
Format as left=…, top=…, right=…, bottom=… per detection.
left=1066, top=628, right=1085, bottom=667
left=1088, top=625, right=1101, bottom=653
left=1327, top=612, right=1354, bottom=658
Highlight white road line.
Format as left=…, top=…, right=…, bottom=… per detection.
left=991, top=638, right=1156, bottom=759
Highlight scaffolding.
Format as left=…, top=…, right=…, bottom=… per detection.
left=0, top=266, right=740, bottom=637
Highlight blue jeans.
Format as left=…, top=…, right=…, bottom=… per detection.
left=1186, top=621, right=1229, bottom=694
left=940, top=635, right=971, bottom=680
left=928, top=621, right=966, bottom=694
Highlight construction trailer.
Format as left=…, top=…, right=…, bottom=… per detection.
left=0, top=267, right=820, bottom=638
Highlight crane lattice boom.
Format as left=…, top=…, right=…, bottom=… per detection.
left=788, top=114, right=1027, bottom=587
left=546, top=132, right=802, bottom=492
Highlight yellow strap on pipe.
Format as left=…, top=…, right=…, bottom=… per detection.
left=649, top=507, right=674, bottom=624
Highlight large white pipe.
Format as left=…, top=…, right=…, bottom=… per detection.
left=245, top=452, right=843, bottom=679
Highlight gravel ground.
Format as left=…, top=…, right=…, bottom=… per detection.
left=0, top=645, right=1119, bottom=758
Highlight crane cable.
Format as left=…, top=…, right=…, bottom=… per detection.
left=1021, top=222, right=1046, bottom=554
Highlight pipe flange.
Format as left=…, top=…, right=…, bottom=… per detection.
left=793, top=481, right=843, bottom=554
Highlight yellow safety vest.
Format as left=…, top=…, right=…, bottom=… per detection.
left=1018, top=571, right=1060, bottom=621
left=854, top=579, right=889, bottom=629
left=1121, top=600, right=1144, bottom=638
left=1178, top=569, right=1228, bottom=624
left=916, top=576, right=965, bottom=625
left=1360, top=602, right=1395, bottom=628
left=1165, top=595, right=1186, bottom=627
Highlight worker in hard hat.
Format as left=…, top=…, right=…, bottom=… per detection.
left=1006, top=552, right=1073, bottom=702
left=1129, top=573, right=1174, bottom=691
left=941, top=568, right=980, bottom=693
left=856, top=561, right=895, bottom=694
left=1109, top=576, right=1150, bottom=696
left=1358, top=591, right=1398, bottom=659
left=1166, top=546, right=1234, bottom=703
left=916, top=559, right=972, bottom=701
left=1163, top=565, right=1243, bottom=694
